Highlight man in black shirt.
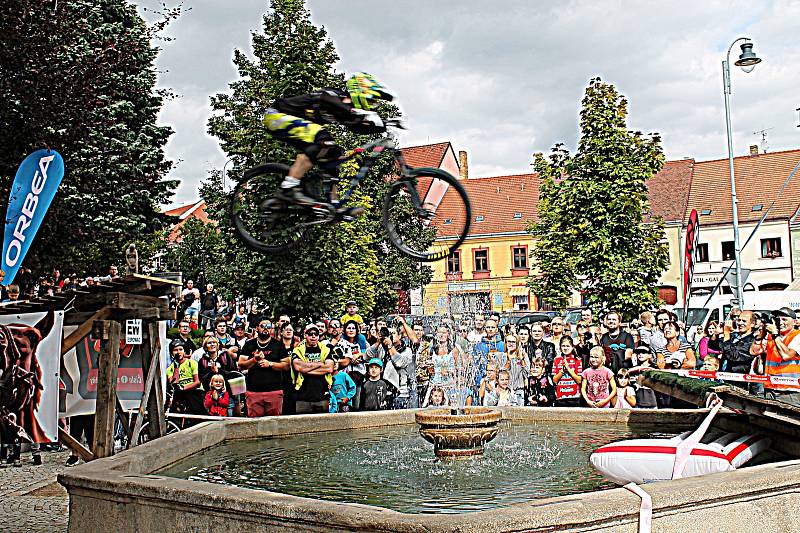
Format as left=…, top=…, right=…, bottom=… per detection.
left=600, top=311, right=634, bottom=372
left=528, top=323, right=556, bottom=373
left=171, top=320, right=197, bottom=353
left=199, top=284, right=219, bottom=330
left=238, top=320, right=290, bottom=416
left=721, top=310, right=756, bottom=374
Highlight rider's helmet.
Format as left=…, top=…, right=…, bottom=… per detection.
left=345, top=72, right=394, bottom=110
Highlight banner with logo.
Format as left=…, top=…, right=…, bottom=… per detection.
left=60, top=322, right=168, bottom=416
left=682, top=209, right=700, bottom=318
left=0, top=310, right=63, bottom=443
left=1, top=149, right=65, bottom=286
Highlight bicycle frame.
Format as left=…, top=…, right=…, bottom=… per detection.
left=326, top=137, right=412, bottom=209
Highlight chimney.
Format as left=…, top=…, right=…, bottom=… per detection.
left=749, top=145, right=759, bottom=156
left=458, top=150, right=468, bottom=180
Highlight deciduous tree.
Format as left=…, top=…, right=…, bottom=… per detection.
left=528, top=78, right=669, bottom=318
left=205, top=0, right=430, bottom=318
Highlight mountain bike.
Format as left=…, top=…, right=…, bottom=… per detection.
left=229, top=121, right=471, bottom=262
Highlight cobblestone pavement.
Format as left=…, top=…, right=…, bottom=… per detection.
left=0, top=449, right=71, bottom=533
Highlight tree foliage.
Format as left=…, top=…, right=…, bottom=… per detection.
left=0, top=0, right=179, bottom=276
left=159, top=217, right=225, bottom=292
left=528, top=78, right=669, bottom=318
left=204, top=0, right=430, bottom=318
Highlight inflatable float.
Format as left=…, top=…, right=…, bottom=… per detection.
left=590, top=400, right=771, bottom=484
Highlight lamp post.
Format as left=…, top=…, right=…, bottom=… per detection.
left=723, top=38, right=761, bottom=307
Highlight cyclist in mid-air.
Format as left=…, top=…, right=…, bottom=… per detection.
left=264, top=72, right=395, bottom=213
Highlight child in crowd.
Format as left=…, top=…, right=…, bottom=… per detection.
left=613, top=369, right=637, bottom=409
left=627, top=346, right=658, bottom=409
left=329, top=363, right=357, bottom=413
left=340, top=300, right=364, bottom=326
left=575, top=346, right=616, bottom=408
left=479, top=362, right=499, bottom=406
left=204, top=374, right=230, bottom=417
left=359, top=358, right=392, bottom=411
left=423, top=385, right=449, bottom=408
left=552, top=336, right=583, bottom=407
left=526, top=357, right=556, bottom=407
left=485, top=370, right=522, bottom=406
left=702, top=354, right=720, bottom=372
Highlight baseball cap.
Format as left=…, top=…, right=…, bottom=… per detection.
left=346, top=300, right=357, bottom=306
left=772, top=307, right=797, bottom=320
left=304, top=324, right=320, bottom=334
left=368, top=357, right=383, bottom=368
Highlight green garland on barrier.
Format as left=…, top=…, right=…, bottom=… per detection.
left=642, top=370, right=725, bottom=396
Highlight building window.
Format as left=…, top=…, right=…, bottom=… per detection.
left=721, top=241, right=735, bottom=261
left=474, top=249, right=489, bottom=272
left=513, top=295, right=529, bottom=310
left=761, top=238, right=782, bottom=258
left=697, top=243, right=709, bottom=263
left=446, top=251, right=461, bottom=273
left=512, top=246, right=528, bottom=269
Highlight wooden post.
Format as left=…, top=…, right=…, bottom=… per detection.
left=131, top=321, right=165, bottom=445
left=92, top=320, right=121, bottom=459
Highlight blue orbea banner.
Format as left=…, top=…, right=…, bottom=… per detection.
left=2, top=149, right=65, bottom=286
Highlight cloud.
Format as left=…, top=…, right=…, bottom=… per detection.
left=143, top=0, right=800, bottom=207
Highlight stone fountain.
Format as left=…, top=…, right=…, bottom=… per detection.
left=415, top=406, right=502, bottom=458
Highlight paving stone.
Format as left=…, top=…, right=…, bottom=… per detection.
left=0, top=450, right=71, bottom=532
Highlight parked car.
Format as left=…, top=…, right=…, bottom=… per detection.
left=564, top=308, right=584, bottom=326
left=503, top=312, right=553, bottom=329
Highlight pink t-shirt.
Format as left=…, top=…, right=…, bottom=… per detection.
left=581, top=366, right=614, bottom=404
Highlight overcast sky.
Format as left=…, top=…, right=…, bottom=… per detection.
left=139, top=0, right=800, bottom=207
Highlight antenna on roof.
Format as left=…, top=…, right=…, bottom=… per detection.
left=796, top=107, right=800, bottom=128
left=753, top=127, right=773, bottom=153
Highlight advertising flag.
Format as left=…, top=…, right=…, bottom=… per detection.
left=682, top=209, right=700, bottom=318
left=1, top=149, right=65, bottom=285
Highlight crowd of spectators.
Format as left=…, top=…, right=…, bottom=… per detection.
left=166, top=278, right=800, bottom=419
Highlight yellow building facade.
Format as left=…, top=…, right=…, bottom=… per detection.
left=418, top=154, right=694, bottom=315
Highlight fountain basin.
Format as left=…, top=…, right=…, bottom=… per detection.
left=416, top=406, right=502, bottom=458
left=58, top=408, right=800, bottom=532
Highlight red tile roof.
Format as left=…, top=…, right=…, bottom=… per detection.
left=164, top=201, right=212, bottom=243
left=163, top=203, right=196, bottom=218
left=400, top=142, right=451, bottom=169
left=434, top=174, right=541, bottom=238
left=646, top=159, right=695, bottom=223
left=686, top=149, right=800, bottom=225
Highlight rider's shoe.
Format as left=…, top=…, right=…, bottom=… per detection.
left=336, top=206, right=366, bottom=222
left=278, top=177, right=319, bottom=207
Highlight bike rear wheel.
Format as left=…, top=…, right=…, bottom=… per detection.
left=382, top=167, right=471, bottom=262
left=230, top=163, right=313, bottom=254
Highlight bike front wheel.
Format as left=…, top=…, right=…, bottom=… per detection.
left=230, top=163, right=313, bottom=254
left=382, top=167, right=471, bottom=262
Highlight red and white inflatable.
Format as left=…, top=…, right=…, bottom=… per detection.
left=590, top=400, right=770, bottom=484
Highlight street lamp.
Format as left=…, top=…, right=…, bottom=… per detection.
left=723, top=38, right=762, bottom=307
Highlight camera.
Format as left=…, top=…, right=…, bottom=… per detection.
left=379, top=326, right=391, bottom=338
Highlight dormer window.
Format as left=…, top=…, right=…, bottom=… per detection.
left=475, top=215, right=484, bottom=222
left=513, top=213, right=522, bottom=219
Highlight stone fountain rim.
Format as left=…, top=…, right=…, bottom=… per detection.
left=58, top=408, right=800, bottom=532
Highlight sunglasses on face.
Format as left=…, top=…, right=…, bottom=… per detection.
left=306, top=332, right=319, bottom=337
